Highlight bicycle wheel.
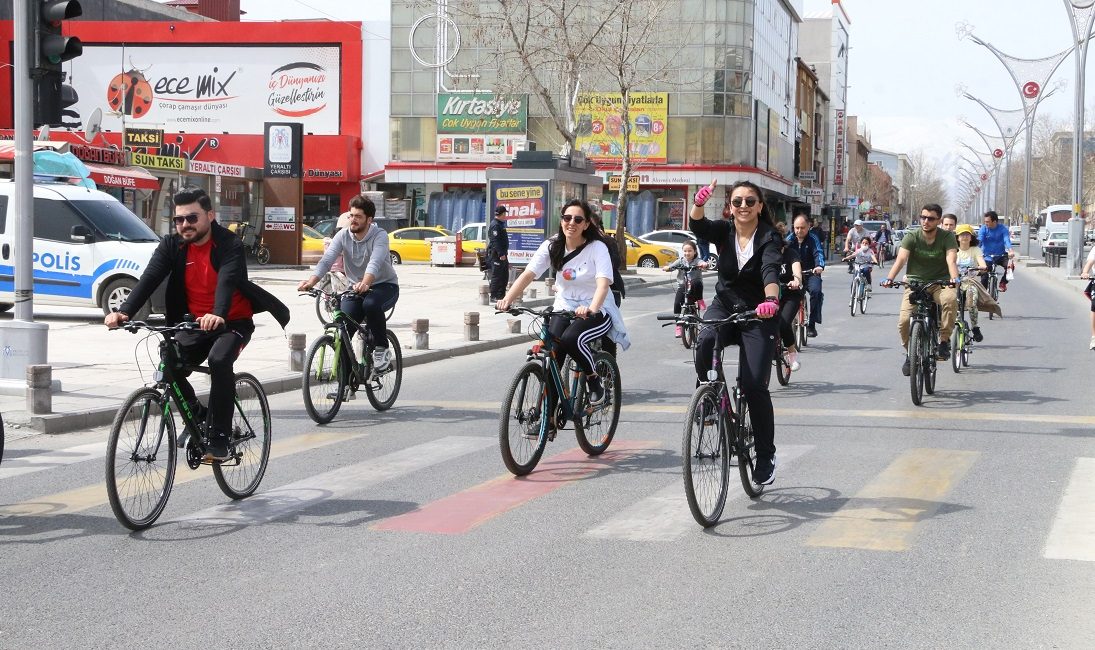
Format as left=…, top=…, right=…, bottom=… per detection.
left=849, top=279, right=858, bottom=317
left=499, top=361, right=549, bottom=476
left=800, top=297, right=810, bottom=348
left=366, top=330, right=403, bottom=411
left=735, top=394, right=764, bottom=498
left=989, top=274, right=999, bottom=301
left=908, top=321, right=924, bottom=406
left=105, top=388, right=177, bottom=530
left=951, top=325, right=964, bottom=374
left=256, top=245, right=270, bottom=265
left=314, top=293, right=336, bottom=325
left=682, top=384, right=729, bottom=527
left=859, top=285, right=868, bottom=314
left=574, top=351, right=622, bottom=456
left=775, top=339, right=791, bottom=386
left=0, top=416, right=4, bottom=466
left=213, top=373, right=272, bottom=499
left=925, top=328, right=938, bottom=395
left=302, top=334, right=345, bottom=424
left=962, top=335, right=971, bottom=368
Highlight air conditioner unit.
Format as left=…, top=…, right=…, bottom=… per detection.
left=514, top=140, right=536, bottom=153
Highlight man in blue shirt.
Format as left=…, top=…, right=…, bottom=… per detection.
left=977, top=210, right=1014, bottom=291
left=789, top=215, right=826, bottom=337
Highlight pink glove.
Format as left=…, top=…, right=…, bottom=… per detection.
left=756, top=299, right=779, bottom=318
left=694, top=185, right=712, bottom=206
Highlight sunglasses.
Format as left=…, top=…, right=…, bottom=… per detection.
left=173, top=213, right=201, bottom=226
left=731, top=197, right=759, bottom=208
left=921, top=215, right=941, bottom=222
left=561, top=213, right=587, bottom=224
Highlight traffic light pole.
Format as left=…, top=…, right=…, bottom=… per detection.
left=0, top=0, right=50, bottom=386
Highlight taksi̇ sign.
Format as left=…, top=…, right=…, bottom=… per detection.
left=130, top=151, right=187, bottom=171
left=607, top=174, right=640, bottom=192
left=575, top=92, right=668, bottom=164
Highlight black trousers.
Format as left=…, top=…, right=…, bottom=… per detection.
left=778, top=290, right=803, bottom=348
left=694, top=299, right=777, bottom=459
left=489, top=258, right=509, bottom=300
left=341, top=283, right=399, bottom=348
left=547, top=311, right=612, bottom=375
left=174, top=319, right=255, bottom=436
left=673, top=282, right=704, bottom=314
left=981, top=254, right=1010, bottom=289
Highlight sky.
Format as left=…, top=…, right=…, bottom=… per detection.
left=179, top=0, right=1095, bottom=187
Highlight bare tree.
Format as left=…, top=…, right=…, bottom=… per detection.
left=904, top=149, right=948, bottom=220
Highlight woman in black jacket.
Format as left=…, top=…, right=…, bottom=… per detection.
left=688, top=179, right=782, bottom=485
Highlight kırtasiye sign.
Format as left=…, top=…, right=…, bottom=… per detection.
left=436, top=93, right=527, bottom=134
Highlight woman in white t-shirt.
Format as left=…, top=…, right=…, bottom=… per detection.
left=497, top=199, right=630, bottom=403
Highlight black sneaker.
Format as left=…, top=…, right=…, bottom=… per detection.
left=807, top=325, right=818, bottom=338
left=753, top=455, right=776, bottom=485
left=972, top=327, right=983, bottom=343
left=937, top=340, right=951, bottom=360
left=202, top=432, right=232, bottom=463
left=901, top=357, right=911, bottom=376
left=585, top=377, right=605, bottom=404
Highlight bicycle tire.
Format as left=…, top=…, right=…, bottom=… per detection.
left=0, top=416, right=4, bottom=467
left=574, top=351, right=622, bottom=456
left=682, top=383, right=730, bottom=527
left=256, top=246, right=270, bottom=265
left=303, top=334, right=345, bottom=424
left=735, top=394, right=764, bottom=498
left=499, top=361, right=549, bottom=476
left=105, top=388, right=177, bottom=530
left=951, top=325, right=964, bottom=374
left=681, top=322, right=695, bottom=349
left=849, top=278, right=858, bottom=317
left=775, top=339, right=791, bottom=386
left=366, top=330, right=403, bottom=411
left=314, top=293, right=336, bottom=325
left=962, top=337, right=971, bottom=368
left=213, top=373, right=272, bottom=499
left=800, top=297, right=810, bottom=348
left=989, top=274, right=999, bottom=301
left=909, top=321, right=924, bottom=406
left=859, top=285, right=868, bottom=315
left=925, top=326, right=938, bottom=395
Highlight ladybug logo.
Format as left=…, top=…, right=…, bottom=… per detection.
left=562, top=267, right=576, bottom=281
left=108, top=68, right=154, bottom=119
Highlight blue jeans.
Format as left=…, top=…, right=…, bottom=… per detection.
left=804, top=274, right=823, bottom=326
left=340, top=282, right=399, bottom=348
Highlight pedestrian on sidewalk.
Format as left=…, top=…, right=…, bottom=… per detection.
left=488, top=205, right=510, bottom=301
left=1080, top=245, right=1095, bottom=350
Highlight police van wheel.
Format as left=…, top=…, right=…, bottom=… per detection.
left=102, top=278, right=150, bottom=321
left=0, top=303, right=12, bottom=313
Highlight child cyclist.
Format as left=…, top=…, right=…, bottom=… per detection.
left=843, top=236, right=878, bottom=290
left=662, top=240, right=708, bottom=337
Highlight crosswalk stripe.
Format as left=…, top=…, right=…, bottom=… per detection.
left=169, top=436, right=494, bottom=526
left=0, top=442, right=106, bottom=481
left=585, top=445, right=815, bottom=542
left=1044, top=457, right=1095, bottom=562
left=806, top=448, right=978, bottom=552
left=0, top=431, right=363, bottom=518
left=373, top=440, right=659, bottom=535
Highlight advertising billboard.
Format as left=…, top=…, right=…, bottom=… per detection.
left=436, top=93, right=527, bottom=162
left=68, top=45, right=342, bottom=135
left=574, top=92, right=668, bottom=164
left=491, top=180, right=549, bottom=264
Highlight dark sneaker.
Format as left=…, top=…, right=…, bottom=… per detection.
left=901, top=357, right=911, bottom=376
left=937, top=340, right=951, bottom=361
left=585, top=377, right=605, bottom=404
left=202, top=432, right=232, bottom=463
left=999, top=280, right=1008, bottom=292
left=807, top=325, right=818, bottom=338
left=753, top=455, right=776, bottom=485
left=972, top=327, right=983, bottom=343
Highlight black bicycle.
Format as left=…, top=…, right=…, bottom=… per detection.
left=237, top=222, right=271, bottom=265
left=301, top=288, right=402, bottom=423
left=497, top=306, right=622, bottom=476
left=677, top=270, right=703, bottom=350
left=888, top=280, right=950, bottom=406
left=106, top=320, right=272, bottom=530
left=658, top=309, right=764, bottom=527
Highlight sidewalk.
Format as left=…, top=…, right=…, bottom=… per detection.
left=0, top=264, right=676, bottom=436
left=1016, top=255, right=1090, bottom=297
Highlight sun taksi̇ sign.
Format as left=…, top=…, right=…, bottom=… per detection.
left=70, top=45, right=342, bottom=135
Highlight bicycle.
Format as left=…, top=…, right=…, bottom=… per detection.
left=0, top=413, right=4, bottom=466
left=773, top=282, right=799, bottom=387
left=657, top=309, right=765, bottom=527
left=301, top=288, right=402, bottom=423
left=238, top=222, right=271, bottom=265
left=313, top=271, right=350, bottom=324
left=887, top=280, right=950, bottom=406
left=952, top=270, right=981, bottom=373
left=105, top=320, right=272, bottom=530
left=676, top=270, right=703, bottom=350
left=795, top=290, right=811, bottom=349
left=875, top=242, right=888, bottom=269
left=497, top=306, right=622, bottom=476
left=849, top=262, right=872, bottom=316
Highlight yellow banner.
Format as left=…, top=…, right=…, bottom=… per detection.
left=607, top=174, right=640, bottom=192
left=131, top=152, right=187, bottom=171
left=575, top=92, right=667, bottom=164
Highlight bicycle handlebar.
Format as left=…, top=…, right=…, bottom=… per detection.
left=110, top=320, right=200, bottom=334
left=301, top=288, right=365, bottom=301
left=883, top=279, right=953, bottom=290
left=495, top=306, right=578, bottom=320
left=656, top=310, right=758, bottom=326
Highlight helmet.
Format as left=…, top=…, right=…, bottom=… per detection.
left=955, top=224, right=975, bottom=237
left=853, top=219, right=863, bottom=226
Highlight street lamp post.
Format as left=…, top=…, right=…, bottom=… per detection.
left=1063, top=0, right=1095, bottom=275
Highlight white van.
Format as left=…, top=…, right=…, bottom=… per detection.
left=0, top=179, right=165, bottom=319
left=1038, top=204, right=1073, bottom=244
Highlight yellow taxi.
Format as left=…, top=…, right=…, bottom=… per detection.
left=387, top=226, right=454, bottom=264
left=605, top=229, right=679, bottom=268
left=301, top=224, right=325, bottom=264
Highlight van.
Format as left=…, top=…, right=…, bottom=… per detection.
left=1038, top=204, right=1073, bottom=243
left=0, top=179, right=165, bottom=319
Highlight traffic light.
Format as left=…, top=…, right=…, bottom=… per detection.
left=33, top=1, right=83, bottom=127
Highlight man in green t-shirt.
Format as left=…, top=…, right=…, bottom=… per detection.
left=882, top=203, right=960, bottom=375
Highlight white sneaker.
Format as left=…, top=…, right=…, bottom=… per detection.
left=787, top=351, right=801, bottom=372
left=1090, top=336, right=1095, bottom=350
left=372, top=348, right=391, bottom=372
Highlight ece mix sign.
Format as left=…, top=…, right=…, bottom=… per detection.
left=436, top=93, right=528, bottom=163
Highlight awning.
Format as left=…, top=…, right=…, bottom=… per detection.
left=83, top=162, right=161, bottom=191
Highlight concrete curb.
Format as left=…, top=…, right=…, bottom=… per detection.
left=1018, top=258, right=1087, bottom=297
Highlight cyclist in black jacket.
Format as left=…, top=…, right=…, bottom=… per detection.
left=689, top=179, right=782, bottom=485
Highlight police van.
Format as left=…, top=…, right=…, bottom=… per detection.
left=0, top=179, right=165, bottom=319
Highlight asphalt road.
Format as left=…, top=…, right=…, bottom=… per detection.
left=1, top=267, right=1093, bottom=648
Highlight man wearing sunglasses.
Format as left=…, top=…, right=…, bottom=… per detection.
left=104, top=187, right=290, bottom=462
left=881, top=203, right=960, bottom=374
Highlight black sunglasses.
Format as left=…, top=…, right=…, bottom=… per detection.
left=731, top=197, right=759, bottom=208
left=561, top=213, right=587, bottom=224
left=921, top=215, right=941, bottom=222
left=172, top=212, right=201, bottom=226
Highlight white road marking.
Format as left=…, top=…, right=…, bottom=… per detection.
left=1044, top=457, right=1095, bottom=562
left=0, top=442, right=105, bottom=481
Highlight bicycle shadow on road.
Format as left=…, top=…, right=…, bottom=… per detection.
left=921, top=388, right=1067, bottom=409
left=0, top=507, right=122, bottom=545
left=798, top=343, right=888, bottom=354
left=772, top=380, right=885, bottom=398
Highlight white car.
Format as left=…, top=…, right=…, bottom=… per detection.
left=637, top=229, right=718, bottom=267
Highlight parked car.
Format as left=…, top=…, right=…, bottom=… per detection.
left=302, top=224, right=325, bottom=264
left=1009, top=225, right=1022, bottom=246
left=388, top=226, right=454, bottom=264
left=638, top=228, right=719, bottom=269
left=1042, top=231, right=1069, bottom=255
left=312, top=218, right=339, bottom=238
left=457, top=221, right=487, bottom=265
left=605, top=229, right=678, bottom=268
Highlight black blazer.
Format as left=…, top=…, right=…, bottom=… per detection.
left=120, top=221, right=290, bottom=327
left=690, top=217, right=781, bottom=311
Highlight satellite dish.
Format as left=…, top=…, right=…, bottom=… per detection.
left=38, top=124, right=51, bottom=141
left=84, top=108, right=103, bottom=144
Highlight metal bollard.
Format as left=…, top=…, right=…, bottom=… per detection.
left=464, top=312, right=480, bottom=341
left=545, top=277, right=556, bottom=295
left=506, top=318, right=522, bottom=334
left=26, top=364, right=51, bottom=415
left=289, top=333, right=307, bottom=372
left=412, top=318, right=430, bottom=350
left=528, top=288, right=537, bottom=299
left=479, top=284, right=491, bottom=306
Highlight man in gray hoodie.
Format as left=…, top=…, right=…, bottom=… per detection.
left=298, top=195, right=399, bottom=370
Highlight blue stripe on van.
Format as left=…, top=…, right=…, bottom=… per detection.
left=0, top=259, right=137, bottom=299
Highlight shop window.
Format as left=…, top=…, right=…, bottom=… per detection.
left=304, top=194, right=341, bottom=225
